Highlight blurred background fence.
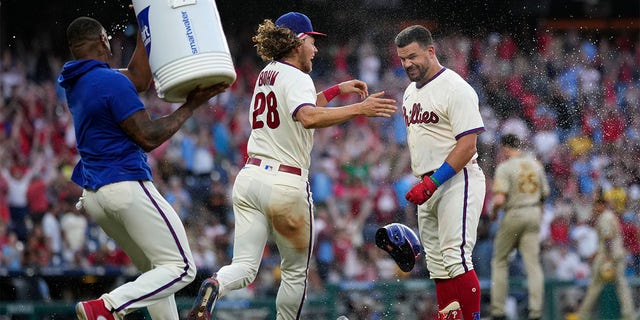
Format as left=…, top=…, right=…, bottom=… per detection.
left=1, top=274, right=639, bottom=319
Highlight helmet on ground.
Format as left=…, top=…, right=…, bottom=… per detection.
left=375, top=223, right=423, bottom=272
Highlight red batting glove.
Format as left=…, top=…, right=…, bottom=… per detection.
left=405, top=176, right=438, bottom=205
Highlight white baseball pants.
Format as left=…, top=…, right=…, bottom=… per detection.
left=80, top=180, right=196, bottom=319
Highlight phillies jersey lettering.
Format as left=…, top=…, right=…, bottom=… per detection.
left=401, top=68, right=484, bottom=176
left=403, top=103, right=440, bottom=125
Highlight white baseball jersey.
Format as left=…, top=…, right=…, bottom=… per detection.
left=402, top=68, right=484, bottom=177
left=404, top=67, right=487, bottom=280
left=215, top=59, right=316, bottom=319
left=246, top=61, right=316, bottom=169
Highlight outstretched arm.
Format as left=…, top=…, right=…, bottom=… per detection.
left=119, top=83, right=229, bottom=152
left=298, top=91, right=396, bottom=129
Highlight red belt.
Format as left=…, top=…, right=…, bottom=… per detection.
left=246, top=157, right=302, bottom=176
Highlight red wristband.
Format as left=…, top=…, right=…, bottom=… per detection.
left=322, top=84, right=340, bottom=102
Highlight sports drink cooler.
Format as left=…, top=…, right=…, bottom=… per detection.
left=132, top=0, right=236, bottom=102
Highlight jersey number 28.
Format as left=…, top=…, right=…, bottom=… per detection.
left=252, top=92, right=281, bottom=129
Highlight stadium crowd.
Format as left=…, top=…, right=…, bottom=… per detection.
left=0, top=20, right=639, bottom=316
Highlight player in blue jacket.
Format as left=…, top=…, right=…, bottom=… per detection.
left=58, top=16, right=228, bottom=320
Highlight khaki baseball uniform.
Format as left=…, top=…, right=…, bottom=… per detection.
left=490, top=153, right=550, bottom=319
left=577, top=208, right=635, bottom=320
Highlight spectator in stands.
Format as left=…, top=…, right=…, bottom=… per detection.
left=619, top=210, right=640, bottom=275
left=569, top=214, right=598, bottom=263
left=59, top=196, right=87, bottom=266
left=24, top=224, right=52, bottom=269
left=40, top=204, right=62, bottom=266
left=313, top=203, right=335, bottom=283
left=548, top=199, right=573, bottom=246
left=333, top=226, right=355, bottom=279
left=358, top=40, right=381, bottom=88
left=206, top=179, right=232, bottom=226
left=1, top=230, right=22, bottom=271
left=16, top=233, right=51, bottom=302
left=163, top=175, right=192, bottom=221
left=0, top=173, right=9, bottom=224
left=0, top=221, right=8, bottom=247
left=87, top=241, right=131, bottom=269
left=190, top=237, right=217, bottom=272
left=184, top=126, right=216, bottom=207
left=603, top=178, right=628, bottom=215
left=371, top=182, right=400, bottom=228
left=542, top=243, right=589, bottom=314
left=1, top=156, right=44, bottom=242
left=310, top=154, right=338, bottom=209
left=25, top=172, right=49, bottom=226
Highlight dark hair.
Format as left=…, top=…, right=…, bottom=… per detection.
left=252, top=19, right=302, bottom=61
left=66, top=17, right=103, bottom=47
left=500, top=134, right=521, bottom=149
left=394, top=25, right=434, bottom=48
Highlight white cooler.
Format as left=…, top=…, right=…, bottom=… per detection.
left=133, top=0, right=236, bottom=102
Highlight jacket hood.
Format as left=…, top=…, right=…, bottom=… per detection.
left=58, top=59, right=109, bottom=89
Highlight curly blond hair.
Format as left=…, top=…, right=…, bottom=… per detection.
left=252, top=19, right=302, bottom=62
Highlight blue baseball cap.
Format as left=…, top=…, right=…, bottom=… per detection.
left=275, top=12, right=327, bottom=38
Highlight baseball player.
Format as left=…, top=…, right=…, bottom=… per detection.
left=187, top=12, right=397, bottom=320
left=577, top=198, right=635, bottom=320
left=58, top=16, right=228, bottom=320
left=489, top=134, right=550, bottom=320
left=394, top=25, right=486, bottom=320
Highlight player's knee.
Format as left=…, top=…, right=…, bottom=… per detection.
left=232, top=261, right=259, bottom=285
left=278, top=265, right=307, bottom=283
left=491, top=258, right=508, bottom=268
left=232, top=267, right=259, bottom=289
